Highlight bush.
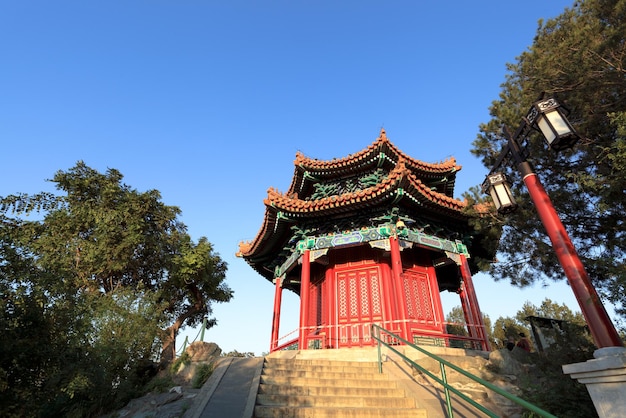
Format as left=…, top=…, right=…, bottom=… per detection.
left=192, top=363, right=214, bottom=389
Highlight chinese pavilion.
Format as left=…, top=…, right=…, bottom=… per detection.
left=237, top=130, right=491, bottom=352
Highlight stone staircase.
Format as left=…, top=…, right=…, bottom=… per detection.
left=253, top=357, right=428, bottom=417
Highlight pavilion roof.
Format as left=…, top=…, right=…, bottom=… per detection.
left=265, top=160, right=465, bottom=219
left=288, top=129, right=461, bottom=198
left=237, top=130, right=474, bottom=280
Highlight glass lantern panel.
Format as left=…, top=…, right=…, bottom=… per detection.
left=492, top=183, right=514, bottom=209
left=546, top=110, right=572, bottom=135
left=537, top=117, right=556, bottom=145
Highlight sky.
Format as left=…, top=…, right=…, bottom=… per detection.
left=2, top=0, right=613, bottom=356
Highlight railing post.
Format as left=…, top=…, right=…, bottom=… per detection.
left=298, top=249, right=312, bottom=349
left=181, top=336, right=189, bottom=354
left=375, top=325, right=382, bottom=374
left=440, top=363, right=454, bottom=418
left=200, top=317, right=207, bottom=342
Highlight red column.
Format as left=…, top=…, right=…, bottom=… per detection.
left=270, top=276, right=283, bottom=352
left=426, top=262, right=446, bottom=334
left=459, top=255, right=490, bottom=351
left=382, top=263, right=396, bottom=330
left=521, top=166, right=622, bottom=348
left=325, top=268, right=334, bottom=348
left=298, top=249, right=311, bottom=349
left=457, top=284, right=478, bottom=340
left=390, top=236, right=409, bottom=340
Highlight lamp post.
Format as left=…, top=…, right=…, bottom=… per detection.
left=482, top=96, right=623, bottom=349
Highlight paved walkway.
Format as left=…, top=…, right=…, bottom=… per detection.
left=186, top=356, right=263, bottom=418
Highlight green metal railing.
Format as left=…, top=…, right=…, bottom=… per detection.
left=176, top=317, right=209, bottom=356
left=372, top=324, right=558, bottom=418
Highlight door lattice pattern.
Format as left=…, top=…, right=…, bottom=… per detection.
left=336, top=266, right=383, bottom=347
left=360, top=276, right=369, bottom=316
left=349, top=277, right=358, bottom=317
left=338, top=279, right=347, bottom=317
left=402, top=271, right=434, bottom=322
left=371, top=273, right=381, bottom=315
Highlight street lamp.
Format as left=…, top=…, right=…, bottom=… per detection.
left=482, top=172, right=516, bottom=213
left=527, top=97, right=579, bottom=151
left=483, top=95, right=623, bottom=350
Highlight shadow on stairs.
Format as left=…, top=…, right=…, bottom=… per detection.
left=186, top=347, right=510, bottom=418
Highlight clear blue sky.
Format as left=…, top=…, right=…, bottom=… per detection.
left=3, top=1, right=608, bottom=355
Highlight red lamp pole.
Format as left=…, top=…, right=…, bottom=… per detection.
left=518, top=160, right=623, bottom=348
left=496, top=120, right=623, bottom=349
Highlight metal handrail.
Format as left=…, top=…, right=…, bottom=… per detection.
left=372, top=324, right=558, bottom=418
left=273, top=320, right=487, bottom=352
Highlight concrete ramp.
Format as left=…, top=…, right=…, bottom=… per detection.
left=186, top=356, right=263, bottom=418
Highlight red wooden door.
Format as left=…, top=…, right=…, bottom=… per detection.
left=335, top=266, right=383, bottom=347
left=402, top=270, right=443, bottom=332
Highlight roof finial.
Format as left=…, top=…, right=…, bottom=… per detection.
left=379, top=127, right=387, bottom=139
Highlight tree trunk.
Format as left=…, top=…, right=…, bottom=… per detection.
left=158, top=324, right=179, bottom=370
left=158, top=289, right=206, bottom=369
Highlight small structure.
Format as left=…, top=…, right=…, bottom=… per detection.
left=237, top=130, right=493, bottom=352
left=526, top=315, right=591, bottom=353
left=526, top=315, right=566, bottom=353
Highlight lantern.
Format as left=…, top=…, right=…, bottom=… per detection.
left=482, top=172, right=517, bottom=214
left=526, top=97, right=579, bottom=151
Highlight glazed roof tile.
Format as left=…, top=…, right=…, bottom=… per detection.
left=266, top=161, right=465, bottom=218
left=288, top=129, right=460, bottom=198
left=239, top=182, right=468, bottom=264
left=237, top=131, right=478, bottom=276
left=293, top=129, right=459, bottom=173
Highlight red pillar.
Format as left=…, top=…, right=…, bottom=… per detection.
left=390, top=236, right=409, bottom=340
left=457, top=284, right=478, bottom=340
left=270, top=276, right=283, bottom=352
left=298, top=249, right=311, bottom=349
left=459, top=255, right=490, bottom=351
left=521, top=165, right=622, bottom=348
left=382, top=265, right=395, bottom=331
left=325, top=268, right=333, bottom=348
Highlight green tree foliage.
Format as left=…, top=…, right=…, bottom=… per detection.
left=445, top=305, right=469, bottom=336
left=445, top=305, right=495, bottom=349
left=489, top=298, right=587, bottom=350
left=469, top=0, right=626, bottom=323
left=509, top=301, right=596, bottom=418
left=466, top=299, right=596, bottom=417
left=0, top=162, right=233, bottom=417
left=492, top=316, right=528, bottom=350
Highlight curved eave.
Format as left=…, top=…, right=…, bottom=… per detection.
left=269, top=163, right=467, bottom=221
left=236, top=208, right=292, bottom=280
left=287, top=129, right=460, bottom=197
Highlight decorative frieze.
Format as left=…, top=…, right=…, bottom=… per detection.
left=274, top=224, right=470, bottom=277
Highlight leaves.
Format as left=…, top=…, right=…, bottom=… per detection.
left=0, top=162, right=233, bottom=416
left=470, top=0, right=626, bottom=324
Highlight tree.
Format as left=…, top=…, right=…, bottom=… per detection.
left=469, top=0, right=626, bottom=323
left=0, top=162, right=233, bottom=416
left=515, top=298, right=586, bottom=326
left=445, top=306, right=495, bottom=349
left=489, top=298, right=589, bottom=351
left=158, top=235, right=232, bottom=366
left=445, top=306, right=469, bottom=336
left=491, top=300, right=597, bottom=417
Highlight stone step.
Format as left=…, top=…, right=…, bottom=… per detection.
left=255, top=356, right=426, bottom=418
left=254, top=405, right=427, bottom=418
left=257, top=393, right=415, bottom=408
left=262, top=364, right=382, bottom=374
left=260, top=369, right=388, bottom=381
left=263, top=359, right=380, bottom=369
left=258, top=384, right=402, bottom=397
left=259, top=375, right=399, bottom=389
